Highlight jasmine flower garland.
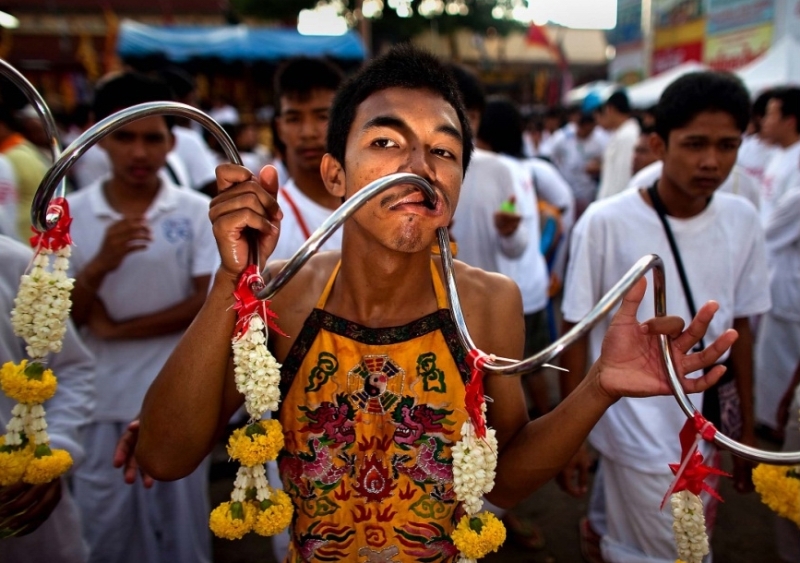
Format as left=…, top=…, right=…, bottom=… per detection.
left=670, top=491, right=709, bottom=563
left=210, top=264, right=292, bottom=540
left=451, top=351, right=506, bottom=561
left=0, top=198, right=75, bottom=487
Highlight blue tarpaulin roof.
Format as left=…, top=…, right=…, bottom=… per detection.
left=117, top=20, right=366, bottom=62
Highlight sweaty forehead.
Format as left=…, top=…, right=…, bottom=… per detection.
left=352, top=87, right=461, bottom=133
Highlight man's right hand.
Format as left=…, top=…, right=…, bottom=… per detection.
left=210, top=164, right=282, bottom=279
left=92, top=216, right=152, bottom=274
left=557, top=443, right=593, bottom=497
left=493, top=211, right=522, bottom=237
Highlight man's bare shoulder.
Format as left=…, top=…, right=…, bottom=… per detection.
left=445, top=260, right=524, bottom=357
left=266, top=251, right=341, bottom=359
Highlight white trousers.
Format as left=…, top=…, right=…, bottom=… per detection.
left=596, top=455, right=718, bottom=563
left=0, top=478, right=89, bottom=563
left=73, top=422, right=212, bottom=563
left=754, top=312, right=800, bottom=429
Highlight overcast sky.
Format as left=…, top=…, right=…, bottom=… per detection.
left=535, top=0, right=617, bottom=29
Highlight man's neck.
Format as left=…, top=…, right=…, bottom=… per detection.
left=652, top=177, right=708, bottom=219
left=608, top=114, right=628, bottom=132
left=779, top=133, right=800, bottom=150
left=103, top=177, right=160, bottom=215
left=290, top=165, right=341, bottom=210
left=327, top=234, right=439, bottom=328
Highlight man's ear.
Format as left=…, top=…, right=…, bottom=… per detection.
left=321, top=153, right=346, bottom=198
left=649, top=131, right=666, bottom=160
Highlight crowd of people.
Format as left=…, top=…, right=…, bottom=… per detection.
left=0, top=42, right=798, bottom=563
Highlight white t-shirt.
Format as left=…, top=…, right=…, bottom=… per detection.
left=760, top=140, right=800, bottom=225
left=597, top=118, right=640, bottom=200
left=550, top=129, right=605, bottom=205
left=270, top=178, right=342, bottom=262
left=67, top=177, right=217, bottom=422
left=496, top=155, right=549, bottom=314
left=0, top=155, right=18, bottom=239
left=627, top=160, right=762, bottom=210
left=172, top=126, right=218, bottom=190
left=764, top=187, right=800, bottom=321
left=562, top=189, right=770, bottom=471
left=451, top=148, right=528, bottom=273
left=737, top=134, right=778, bottom=183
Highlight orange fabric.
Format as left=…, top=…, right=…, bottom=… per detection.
left=279, top=261, right=470, bottom=562
left=0, top=133, right=26, bottom=154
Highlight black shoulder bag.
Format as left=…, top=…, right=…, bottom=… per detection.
left=647, top=183, right=742, bottom=439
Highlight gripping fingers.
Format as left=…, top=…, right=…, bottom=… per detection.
left=681, top=328, right=738, bottom=376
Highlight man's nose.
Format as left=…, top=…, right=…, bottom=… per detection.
left=402, top=146, right=435, bottom=184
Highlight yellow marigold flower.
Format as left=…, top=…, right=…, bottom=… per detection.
left=209, top=501, right=255, bottom=540
left=452, top=511, right=507, bottom=559
left=0, top=442, right=33, bottom=486
left=227, top=420, right=284, bottom=467
left=23, top=447, right=73, bottom=484
left=252, top=489, right=294, bottom=537
left=753, top=463, right=800, bottom=526
left=0, top=361, right=57, bottom=404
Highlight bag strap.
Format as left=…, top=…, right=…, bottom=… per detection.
left=647, top=182, right=705, bottom=350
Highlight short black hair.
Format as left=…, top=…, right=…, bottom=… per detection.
left=447, top=63, right=485, bottom=115
left=93, top=72, right=176, bottom=128
left=769, top=87, right=800, bottom=134
left=752, top=88, right=776, bottom=119
left=274, top=56, right=343, bottom=114
left=159, top=67, right=195, bottom=100
left=327, top=44, right=473, bottom=174
left=654, top=72, right=750, bottom=141
left=604, top=90, right=631, bottom=114
left=578, top=112, right=595, bottom=126
left=478, top=96, right=524, bottom=158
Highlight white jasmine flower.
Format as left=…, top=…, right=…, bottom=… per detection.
left=671, top=490, right=709, bottom=563
left=452, top=417, right=498, bottom=516
left=232, top=316, right=282, bottom=419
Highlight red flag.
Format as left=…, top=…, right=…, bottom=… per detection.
left=526, top=23, right=552, bottom=48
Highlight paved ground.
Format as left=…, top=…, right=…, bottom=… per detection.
left=210, top=446, right=783, bottom=563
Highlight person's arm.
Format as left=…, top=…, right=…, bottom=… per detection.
left=137, top=164, right=282, bottom=480
left=71, top=216, right=152, bottom=326
left=86, top=275, right=211, bottom=340
left=487, top=279, right=737, bottom=508
left=730, top=316, right=756, bottom=493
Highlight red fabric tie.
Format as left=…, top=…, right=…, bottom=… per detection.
left=232, top=264, right=286, bottom=339
left=29, top=197, right=73, bottom=251
left=465, top=349, right=491, bottom=439
left=660, top=412, right=729, bottom=509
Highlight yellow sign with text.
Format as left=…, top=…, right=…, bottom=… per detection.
left=704, top=24, right=773, bottom=71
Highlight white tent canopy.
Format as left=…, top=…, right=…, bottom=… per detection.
left=736, top=36, right=800, bottom=96
left=626, top=61, right=710, bottom=109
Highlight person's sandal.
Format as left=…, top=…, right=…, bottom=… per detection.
left=579, top=516, right=606, bottom=563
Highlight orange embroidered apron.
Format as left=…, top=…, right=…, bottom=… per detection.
left=279, top=262, right=470, bottom=562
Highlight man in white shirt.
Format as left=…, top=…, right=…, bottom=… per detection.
left=754, top=87, right=800, bottom=438
left=560, top=72, right=770, bottom=563
left=595, top=90, right=640, bottom=200
left=0, top=235, right=95, bottom=563
left=758, top=87, right=800, bottom=225
left=67, top=73, right=217, bottom=563
left=0, top=153, right=18, bottom=238
left=550, top=113, right=606, bottom=218
left=448, top=65, right=527, bottom=274
left=737, top=89, right=778, bottom=183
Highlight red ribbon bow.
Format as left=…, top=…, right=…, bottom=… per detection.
left=232, top=264, right=287, bottom=339
left=660, top=412, right=729, bottom=509
left=29, top=197, right=73, bottom=251
left=465, top=349, right=491, bottom=438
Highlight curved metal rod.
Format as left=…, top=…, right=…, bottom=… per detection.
left=258, top=173, right=437, bottom=299
left=31, top=101, right=241, bottom=232
left=0, top=58, right=67, bottom=216
left=444, top=235, right=800, bottom=463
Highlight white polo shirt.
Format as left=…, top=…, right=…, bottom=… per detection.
left=67, top=177, right=217, bottom=422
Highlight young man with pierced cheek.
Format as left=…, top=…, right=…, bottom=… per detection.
left=137, top=46, right=737, bottom=562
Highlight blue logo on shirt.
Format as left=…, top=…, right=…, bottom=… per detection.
left=162, top=217, right=191, bottom=243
